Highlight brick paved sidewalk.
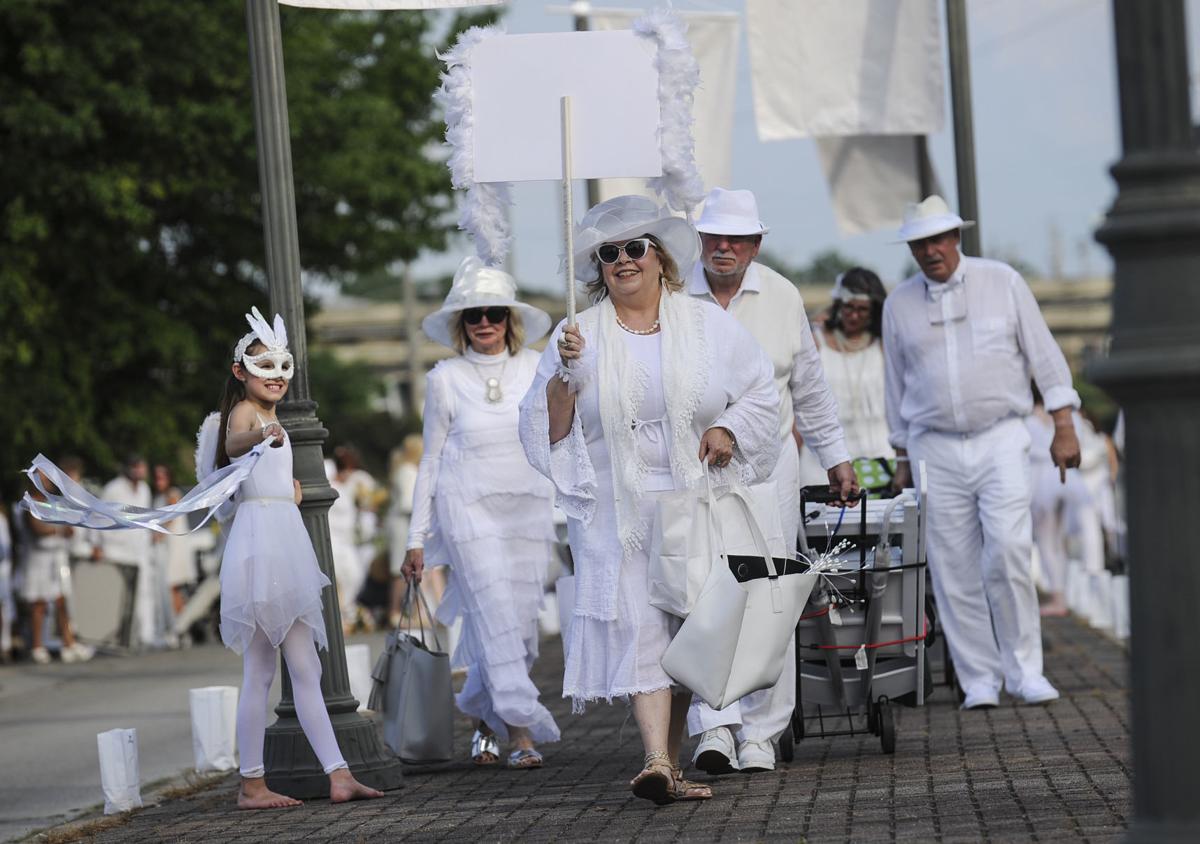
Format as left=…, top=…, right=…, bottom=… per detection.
left=72, top=617, right=1128, bottom=843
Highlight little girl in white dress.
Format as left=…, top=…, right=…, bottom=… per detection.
left=23, top=308, right=383, bottom=810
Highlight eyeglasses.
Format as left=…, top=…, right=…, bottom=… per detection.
left=463, top=306, right=509, bottom=325
left=596, top=238, right=654, bottom=265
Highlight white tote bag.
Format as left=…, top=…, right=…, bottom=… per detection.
left=97, top=728, right=143, bottom=814
left=648, top=470, right=786, bottom=618
left=661, top=484, right=817, bottom=710
left=188, top=686, right=239, bottom=773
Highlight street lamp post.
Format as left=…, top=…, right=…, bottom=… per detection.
left=945, top=0, right=981, bottom=257
left=1091, top=2, right=1200, bottom=840
left=245, top=0, right=403, bottom=797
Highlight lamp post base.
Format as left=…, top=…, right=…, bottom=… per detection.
left=265, top=714, right=404, bottom=798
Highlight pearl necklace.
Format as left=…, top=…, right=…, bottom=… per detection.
left=615, top=312, right=661, bottom=335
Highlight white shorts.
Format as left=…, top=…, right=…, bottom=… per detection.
left=20, top=550, right=64, bottom=602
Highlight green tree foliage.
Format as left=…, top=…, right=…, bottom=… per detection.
left=0, top=2, right=492, bottom=498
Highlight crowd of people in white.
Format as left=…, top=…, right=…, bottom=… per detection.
left=2, top=189, right=1124, bottom=805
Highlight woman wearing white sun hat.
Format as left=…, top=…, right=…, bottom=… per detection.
left=401, top=256, right=560, bottom=770
left=518, top=195, right=780, bottom=805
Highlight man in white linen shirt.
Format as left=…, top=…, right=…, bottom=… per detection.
left=98, top=455, right=157, bottom=648
left=686, top=187, right=857, bottom=774
left=884, top=195, right=1082, bottom=710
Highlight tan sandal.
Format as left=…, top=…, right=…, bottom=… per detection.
left=630, top=751, right=677, bottom=806
left=671, top=767, right=713, bottom=801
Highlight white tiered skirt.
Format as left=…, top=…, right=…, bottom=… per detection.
left=433, top=495, right=559, bottom=743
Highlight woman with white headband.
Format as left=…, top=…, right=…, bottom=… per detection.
left=400, top=257, right=560, bottom=770
left=798, top=267, right=894, bottom=486
left=518, top=195, right=780, bottom=805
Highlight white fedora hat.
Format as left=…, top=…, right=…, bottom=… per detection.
left=421, top=257, right=552, bottom=349
left=572, top=195, right=700, bottom=283
left=694, top=187, right=770, bottom=236
left=892, top=195, right=976, bottom=243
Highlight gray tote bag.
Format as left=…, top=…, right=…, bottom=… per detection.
left=368, top=585, right=454, bottom=764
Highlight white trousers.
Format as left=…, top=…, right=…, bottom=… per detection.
left=687, top=441, right=801, bottom=743
left=909, top=418, right=1046, bottom=696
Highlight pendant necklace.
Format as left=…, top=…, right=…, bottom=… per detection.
left=472, top=357, right=508, bottom=403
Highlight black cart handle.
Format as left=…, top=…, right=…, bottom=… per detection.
left=800, top=487, right=867, bottom=506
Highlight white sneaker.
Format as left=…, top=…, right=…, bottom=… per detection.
left=693, top=727, right=738, bottom=775
left=63, top=643, right=95, bottom=663
left=30, top=646, right=51, bottom=665
left=960, top=686, right=1001, bottom=710
left=737, top=739, right=776, bottom=773
left=1016, top=676, right=1059, bottom=705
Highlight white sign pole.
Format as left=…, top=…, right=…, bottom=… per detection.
left=561, top=95, right=577, bottom=327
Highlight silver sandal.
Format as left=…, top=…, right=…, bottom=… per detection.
left=507, top=748, right=543, bottom=770
left=471, top=729, right=500, bottom=765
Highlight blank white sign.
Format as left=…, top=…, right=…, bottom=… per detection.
left=472, top=30, right=662, bottom=183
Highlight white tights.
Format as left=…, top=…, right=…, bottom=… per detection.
left=237, top=624, right=347, bottom=779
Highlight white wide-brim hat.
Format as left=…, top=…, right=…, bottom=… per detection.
left=892, top=194, right=976, bottom=243
left=421, top=256, right=552, bottom=349
left=572, top=195, right=700, bottom=283
left=694, top=187, right=770, bottom=236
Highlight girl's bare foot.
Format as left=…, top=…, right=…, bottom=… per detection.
left=238, top=777, right=303, bottom=810
left=328, top=768, right=384, bottom=803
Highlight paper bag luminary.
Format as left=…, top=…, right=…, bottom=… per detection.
left=436, top=10, right=705, bottom=325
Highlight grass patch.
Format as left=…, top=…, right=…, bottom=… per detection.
left=158, top=771, right=232, bottom=801
left=30, top=812, right=135, bottom=844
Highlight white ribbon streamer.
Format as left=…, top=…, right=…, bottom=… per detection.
left=22, top=444, right=268, bottom=535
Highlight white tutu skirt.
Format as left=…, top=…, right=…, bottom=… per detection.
left=219, top=500, right=331, bottom=655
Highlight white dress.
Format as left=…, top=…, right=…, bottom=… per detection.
left=219, top=433, right=332, bottom=655
left=799, top=330, right=894, bottom=485
left=519, top=296, right=780, bottom=710
left=407, top=347, right=559, bottom=743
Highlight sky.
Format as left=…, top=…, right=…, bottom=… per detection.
left=402, top=0, right=1200, bottom=295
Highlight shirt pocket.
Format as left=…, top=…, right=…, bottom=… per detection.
left=971, top=317, right=1013, bottom=357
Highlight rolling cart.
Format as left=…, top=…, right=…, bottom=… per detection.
left=779, top=479, right=928, bottom=759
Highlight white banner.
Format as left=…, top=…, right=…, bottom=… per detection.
left=815, top=135, right=941, bottom=236
left=588, top=11, right=740, bottom=204
left=747, top=0, right=944, bottom=140
left=279, top=1, right=503, bottom=9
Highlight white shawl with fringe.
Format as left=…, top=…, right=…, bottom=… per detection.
left=519, top=292, right=780, bottom=623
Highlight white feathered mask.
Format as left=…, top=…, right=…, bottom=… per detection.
left=233, top=306, right=294, bottom=381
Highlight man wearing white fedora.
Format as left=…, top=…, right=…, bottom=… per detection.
left=884, top=195, right=1081, bottom=710
left=685, top=187, right=856, bottom=773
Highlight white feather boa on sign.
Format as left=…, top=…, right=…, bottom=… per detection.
left=634, top=8, right=706, bottom=218
left=436, top=8, right=705, bottom=263
left=434, top=24, right=513, bottom=267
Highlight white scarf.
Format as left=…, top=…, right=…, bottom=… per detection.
left=596, top=290, right=709, bottom=557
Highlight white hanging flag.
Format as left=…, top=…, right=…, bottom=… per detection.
left=279, top=1, right=503, bottom=9
left=815, top=135, right=941, bottom=236
left=588, top=11, right=740, bottom=205
left=746, top=0, right=944, bottom=140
